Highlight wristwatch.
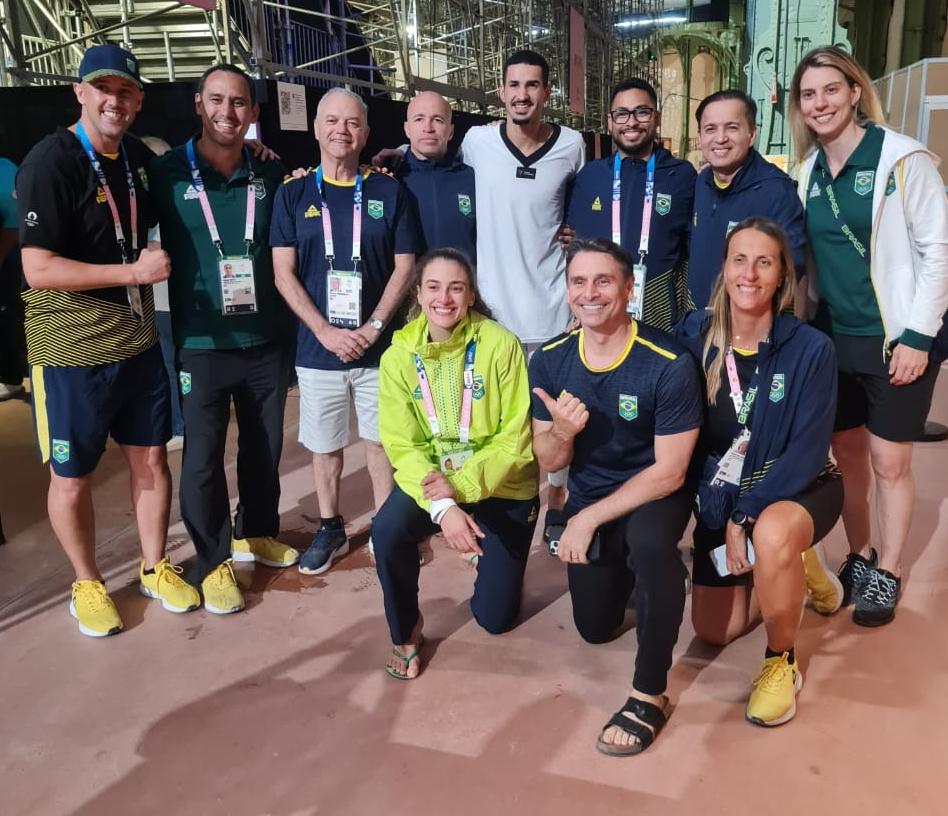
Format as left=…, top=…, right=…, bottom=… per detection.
left=730, top=510, right=752, bottom=529
left=369, top=317, right=384, bottom=332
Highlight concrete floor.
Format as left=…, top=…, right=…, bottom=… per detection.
left=2, top=372, right=947, bottom=816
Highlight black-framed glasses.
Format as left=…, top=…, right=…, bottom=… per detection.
left=609, top=106, right=656, bottom=123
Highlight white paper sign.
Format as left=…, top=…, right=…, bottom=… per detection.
left=277, top=81, right=308, bottom=132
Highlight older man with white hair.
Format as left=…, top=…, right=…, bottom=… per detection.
left=271, top=87, right=421, bottom=574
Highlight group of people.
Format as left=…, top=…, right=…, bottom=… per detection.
left=10, top=40, right=948, bottom=756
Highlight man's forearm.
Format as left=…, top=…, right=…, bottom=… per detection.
left=533, top=428, right=575, bottom=473
left=576, top=461, right=687, bottom=530
left=22, top=248, right=132, bottom=291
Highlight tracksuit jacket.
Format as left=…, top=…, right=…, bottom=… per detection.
left=688, top=148, right=806, bottom=309
left=378, top=311, right=538, bottom=516
left=673, top=310, right=837, bottom=527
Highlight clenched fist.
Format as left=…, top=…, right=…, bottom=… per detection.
left=131, top=246, right=171, bottom=285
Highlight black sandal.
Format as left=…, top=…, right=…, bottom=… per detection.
left=596, top=695, right=669, bottom=757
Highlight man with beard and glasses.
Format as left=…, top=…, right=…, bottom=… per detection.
left=16, top=44, right=200, bottom=637
left=565, top=79, right=695, bottom=332
left=148, top=64, right=297, bottom=615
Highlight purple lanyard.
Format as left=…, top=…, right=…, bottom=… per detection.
left=414, top=339, right=477, bottom=444
left=314, top=166, right=362, bottom=268
left=186, top=138, right=255, bottom=257
left=75, top=122, right=138, bottom=263
left=612, top=151, right=655, bottom=262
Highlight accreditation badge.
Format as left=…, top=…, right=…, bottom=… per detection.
left=126, top=285, right=144, bottom=320
left=711, top=428, right=751, bottom=487
left=627, top=263, right=646, bottom=320
left=439, top=446, right=474, bottom=474
left=219, top=256, right=258, bottom=315
left=327, top=269, right=362, bottom=328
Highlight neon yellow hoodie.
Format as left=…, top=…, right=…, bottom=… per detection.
left=378, top=311, right=539, bottom=511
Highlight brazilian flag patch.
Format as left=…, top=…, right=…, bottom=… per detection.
left=367, top=199, right=384, bottom=219
left=51, top=439, right=70, bottom=464
left=769, top=373, right=785, bottom=403
left=618, top=394, right=638, bottom=421
left=179, top=371, right=192, bottom=396
left=458, top=194, right=472, bottom=215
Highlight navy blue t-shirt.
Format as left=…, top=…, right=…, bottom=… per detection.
left=270, top=170, right=421, bottom=370
left=529, top=321, right=703, bottom=509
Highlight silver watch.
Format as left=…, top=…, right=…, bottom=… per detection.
left=369, top=317, right=384, bottom=331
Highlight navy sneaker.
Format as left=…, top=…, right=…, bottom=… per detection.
left=299, top=521, right=349, bottom=575
left=853, top=568, right=901, bottom=627
left=837, top=547, right=877, bottom=607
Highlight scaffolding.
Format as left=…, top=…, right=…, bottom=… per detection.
left=1, top=1, right=669, bottom=128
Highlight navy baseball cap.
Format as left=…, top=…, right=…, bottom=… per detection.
left=78, top=44, right=142, bottom=88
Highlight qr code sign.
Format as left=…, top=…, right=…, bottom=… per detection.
left=279, top=89, right=292, bottom=116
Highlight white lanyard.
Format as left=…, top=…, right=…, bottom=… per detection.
left=612, top=151, right=656, bottom=263
left=186, top=138, right=256, bottom=257
left=75, top=122, right=138, bottom=264
left=414, top=339, right=477, bottom=444
left=315, top=166, right=362, bottom=269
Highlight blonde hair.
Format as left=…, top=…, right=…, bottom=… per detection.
left=788, top=46, right=885, bottom=162
left=702, top=218, right=797, bottom=404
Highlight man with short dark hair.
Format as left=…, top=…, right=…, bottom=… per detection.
left=688, top=89, right=805, bottom=308
left=149, top=63, right=297, bottom=615
left=565, top=78, right=695, bottom=330
left=16, top=43, right=200, bottom=637
left=529, top=238, right=701, bottom=756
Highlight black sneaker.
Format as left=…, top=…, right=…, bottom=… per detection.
left=837, top=548, right=878, bottom=607
left=299, top=520, right=349, bottom=575
left=853, top=568, right=901, bottom=627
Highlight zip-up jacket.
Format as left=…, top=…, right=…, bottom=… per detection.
left=565, top=145, right=695, bottom=330
left=398, top=149, right=477, bottom=263
left=689, top=148, right=806, bottom=308
left=673, top=310, right=836, bottom=526
left=794, top=127, right=948, bottom=355
left=378, top=311, right=538, bottom=514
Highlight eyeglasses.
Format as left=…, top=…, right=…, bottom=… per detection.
left=609, top=106, right=656, bottom=124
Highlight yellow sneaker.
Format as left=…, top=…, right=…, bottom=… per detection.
left=201, top=560, right=245, bottom=615
left=802, top=542, right=843, bottom=615
left=69, top=580, right=123, bottom=638
left=231, top=535, right=299, bottom=568
left=139, top=558, right=200, bottom=613
left=746, top=653, right=803, bottom=727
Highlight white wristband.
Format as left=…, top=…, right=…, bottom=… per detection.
left=429, top=497, right=458, bottom=524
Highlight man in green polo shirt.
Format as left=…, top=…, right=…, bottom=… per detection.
left=150, top=63, right=297, bottom=615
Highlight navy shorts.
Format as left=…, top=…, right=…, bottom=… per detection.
left=31, top=343, right=171, bottom=477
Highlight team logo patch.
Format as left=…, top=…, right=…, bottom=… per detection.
left=179, top=371, right=192, bottom=395
left=809, top=182, right=821, bottom=198
left=137, top=167, right=150, bottom=191
left=24, top=211, right=38, bottom=228
left=591, top=196, right=602, bottom=212
left=367, top=199, right=384, bottom=219
left=95, top=186, right=107, bottom=204
left=304, top=204, right=320, bottom=219
left=885, top=172, right=897, bottom=196
left=655, top=193, right=671, bottom=216
left=618, top=393, right=638, bottom=421
left=769, top=373, right=785, bottom=403
left=527, top=504, right=538, bottom=524
left=472, top=374, right=485, bottom=400
left=854, top=170, right=874, bottom=197
left=412, top=384, right=422, bottom=400
left=252, top=179, right=267, bottom=200
left=457, top=194, right=472, bottom=215
left=183, top=184, right=199, bottom=201
left=51, top=439, right=70, bottom=464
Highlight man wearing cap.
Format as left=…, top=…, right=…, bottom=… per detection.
left=149, top=63, right=296, bottom=615
left=271, top=87, right=421, bottom=575
left=16, top=44, right=200, bottom=638
left=398, top=91, right=476, bottom=262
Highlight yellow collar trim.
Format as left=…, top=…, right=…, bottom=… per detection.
left=323, top=169, right=371, bottom=187
left=579, top=321, right=637, bottom=372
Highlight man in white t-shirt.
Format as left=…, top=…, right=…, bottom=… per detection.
left=460, top=50, right=585, bottom=346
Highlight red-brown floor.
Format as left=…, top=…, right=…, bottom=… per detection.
left=2, top=373, right=947, bottom=816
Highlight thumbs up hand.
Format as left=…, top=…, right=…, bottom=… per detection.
left=532, top=387, right=589, bottom=442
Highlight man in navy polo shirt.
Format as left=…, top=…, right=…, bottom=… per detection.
left=398, top=91, right=476, bottom=262
left=688, top=90, right=805, bottom=308
left=529, top=238, right=701, bottom=756
left=271, top=87, right=421, bottom=575
left=566, top=78, right=695, bottom=331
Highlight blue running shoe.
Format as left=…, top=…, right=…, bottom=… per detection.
left=299, top=521, right=349, bottom=575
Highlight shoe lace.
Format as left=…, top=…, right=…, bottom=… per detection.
left=753, top=657, right=791, bottom=694
left=862, top=571, right=897, bottom=606
left=156, top=560, right=188, bottom=588
left=210, top=560, right=237, bottom=588
left=75, top=582, right=110, bottom=612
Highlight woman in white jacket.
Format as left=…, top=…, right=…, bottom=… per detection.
left=788, top=46, right=948, bottom=627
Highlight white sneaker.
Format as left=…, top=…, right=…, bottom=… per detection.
left=0, top=383, right=24, bottom=401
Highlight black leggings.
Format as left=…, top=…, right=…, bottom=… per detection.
left=565, top=488, right=693, bottom=696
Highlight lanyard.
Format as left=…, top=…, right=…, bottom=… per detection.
left=611, top=152, right=656, bottom=264
left=812, top=165, right=868, bottom=259
left=314, top=166, right=362, bottom=269
left=724, top=347, right=761, bottom=426
left=75, top=122, right=138, bottom=264
left=414, top=339, right=477, bottom=444
left=185, top=138, right=256, bottom=257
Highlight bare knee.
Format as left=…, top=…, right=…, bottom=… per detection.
left=869, top=442, right=913, bottom=484
left=753, top=503, right=812, bottom=562
left=49, top=472, right=91, bottom=503
left=691, top=585, right=753, bottom=646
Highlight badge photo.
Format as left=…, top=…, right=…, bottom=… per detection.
left=655, top=193, right=671, bottom=216
left=618, top=393, right=638, bottom=421
left=854, top=170, right=874, bottom=197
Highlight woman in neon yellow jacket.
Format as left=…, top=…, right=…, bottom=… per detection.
left=373, top=248, right=539, bottom=679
